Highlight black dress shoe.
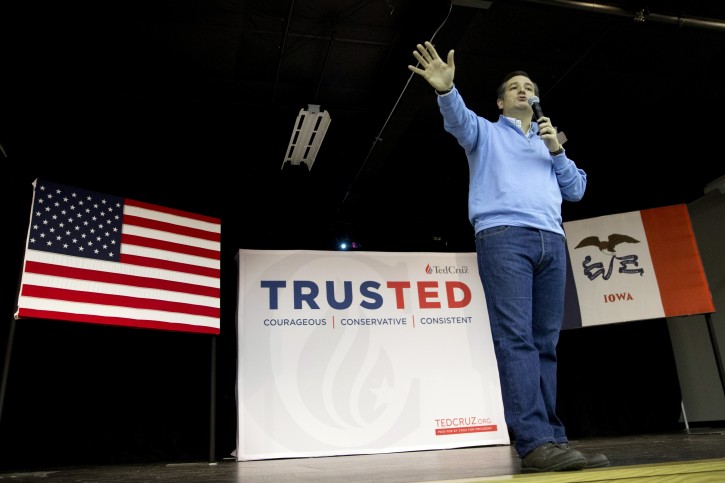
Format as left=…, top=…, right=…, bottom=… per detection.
left=520, top=442, right=587, bottom=473
left=558, top=443, right=611, bottom=468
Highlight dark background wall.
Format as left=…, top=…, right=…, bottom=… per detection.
left=2, top=0, right=722, bottom=471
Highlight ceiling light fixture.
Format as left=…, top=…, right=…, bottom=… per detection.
left=450, top=0, right=492, bottom=8
left=282, top=104, right=331, bottom=171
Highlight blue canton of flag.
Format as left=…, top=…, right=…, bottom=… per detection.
left=29, top=180, right=124, bottom=261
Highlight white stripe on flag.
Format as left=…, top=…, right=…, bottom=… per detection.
left=125, top=203, right=220, bottom=235
left=16, top=298, right=220, bottom=328
left=121, top=242, right=221, bottom=271
left=19, top=272, right=219, bottom=308
left=23, top=250, right=219, bottom=290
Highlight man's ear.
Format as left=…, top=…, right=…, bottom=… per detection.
left=496, top=99, right=504, bottom=110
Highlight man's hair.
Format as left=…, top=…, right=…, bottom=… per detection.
left=497, top=70, right=540, bottom=99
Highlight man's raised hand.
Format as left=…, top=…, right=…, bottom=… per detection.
left=408, top=41, right=455, bottom=92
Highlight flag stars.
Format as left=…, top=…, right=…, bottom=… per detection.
left=28, top=181, right=124, bottom=261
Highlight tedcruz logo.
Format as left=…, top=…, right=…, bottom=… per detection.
left=425, top=264, right=469, bottom=275
left=574, top=233, right=644, bottom=281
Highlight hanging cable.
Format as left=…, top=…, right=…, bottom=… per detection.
left=338, top=1, right=454, bottom=211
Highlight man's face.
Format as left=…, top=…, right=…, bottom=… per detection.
left=497, top=75, right=536, bottom=116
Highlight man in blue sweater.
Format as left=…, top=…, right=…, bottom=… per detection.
left=408, top=41, right=609, bottom=473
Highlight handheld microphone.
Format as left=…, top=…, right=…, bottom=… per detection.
left=528, top=96, right=544, bottom=121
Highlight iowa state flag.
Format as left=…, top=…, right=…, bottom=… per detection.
left=15, top=179, right=221, bottom=335
left=563, top=204, right=715, bottom=329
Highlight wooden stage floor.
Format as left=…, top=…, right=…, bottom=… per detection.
left=1, top=429, right=724, bottom=482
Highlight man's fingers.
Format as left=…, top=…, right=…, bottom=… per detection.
left=413, top=41, right=450, bottom=71
left=412, top=51, right=428, bottom=67
left=417, top=42, right=439, bottom=62
left=424, top=41, right=439, bottom=60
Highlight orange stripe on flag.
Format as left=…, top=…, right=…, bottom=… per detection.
left=640, top=204, right=715, bottom=317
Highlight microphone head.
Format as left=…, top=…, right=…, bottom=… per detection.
left=527, top=95, right=544, bottom=120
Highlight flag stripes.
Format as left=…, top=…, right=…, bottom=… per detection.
left=16, top=308, right=220, bottom=334
left=23, top=259, right=220, bottom=298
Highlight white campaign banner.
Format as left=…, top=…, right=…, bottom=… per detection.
left=235, top=249, right=509, bottom=461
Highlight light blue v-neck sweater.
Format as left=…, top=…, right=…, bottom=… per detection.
left=437, top=87, right=587, bottom=238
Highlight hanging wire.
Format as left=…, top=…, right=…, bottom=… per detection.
left=338, top=1, right=454, bottom=210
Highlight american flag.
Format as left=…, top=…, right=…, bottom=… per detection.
left=15, top=179, right=221, bottom=335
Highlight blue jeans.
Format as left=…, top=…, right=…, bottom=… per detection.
left=475, top=226, right=568, bottom=457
